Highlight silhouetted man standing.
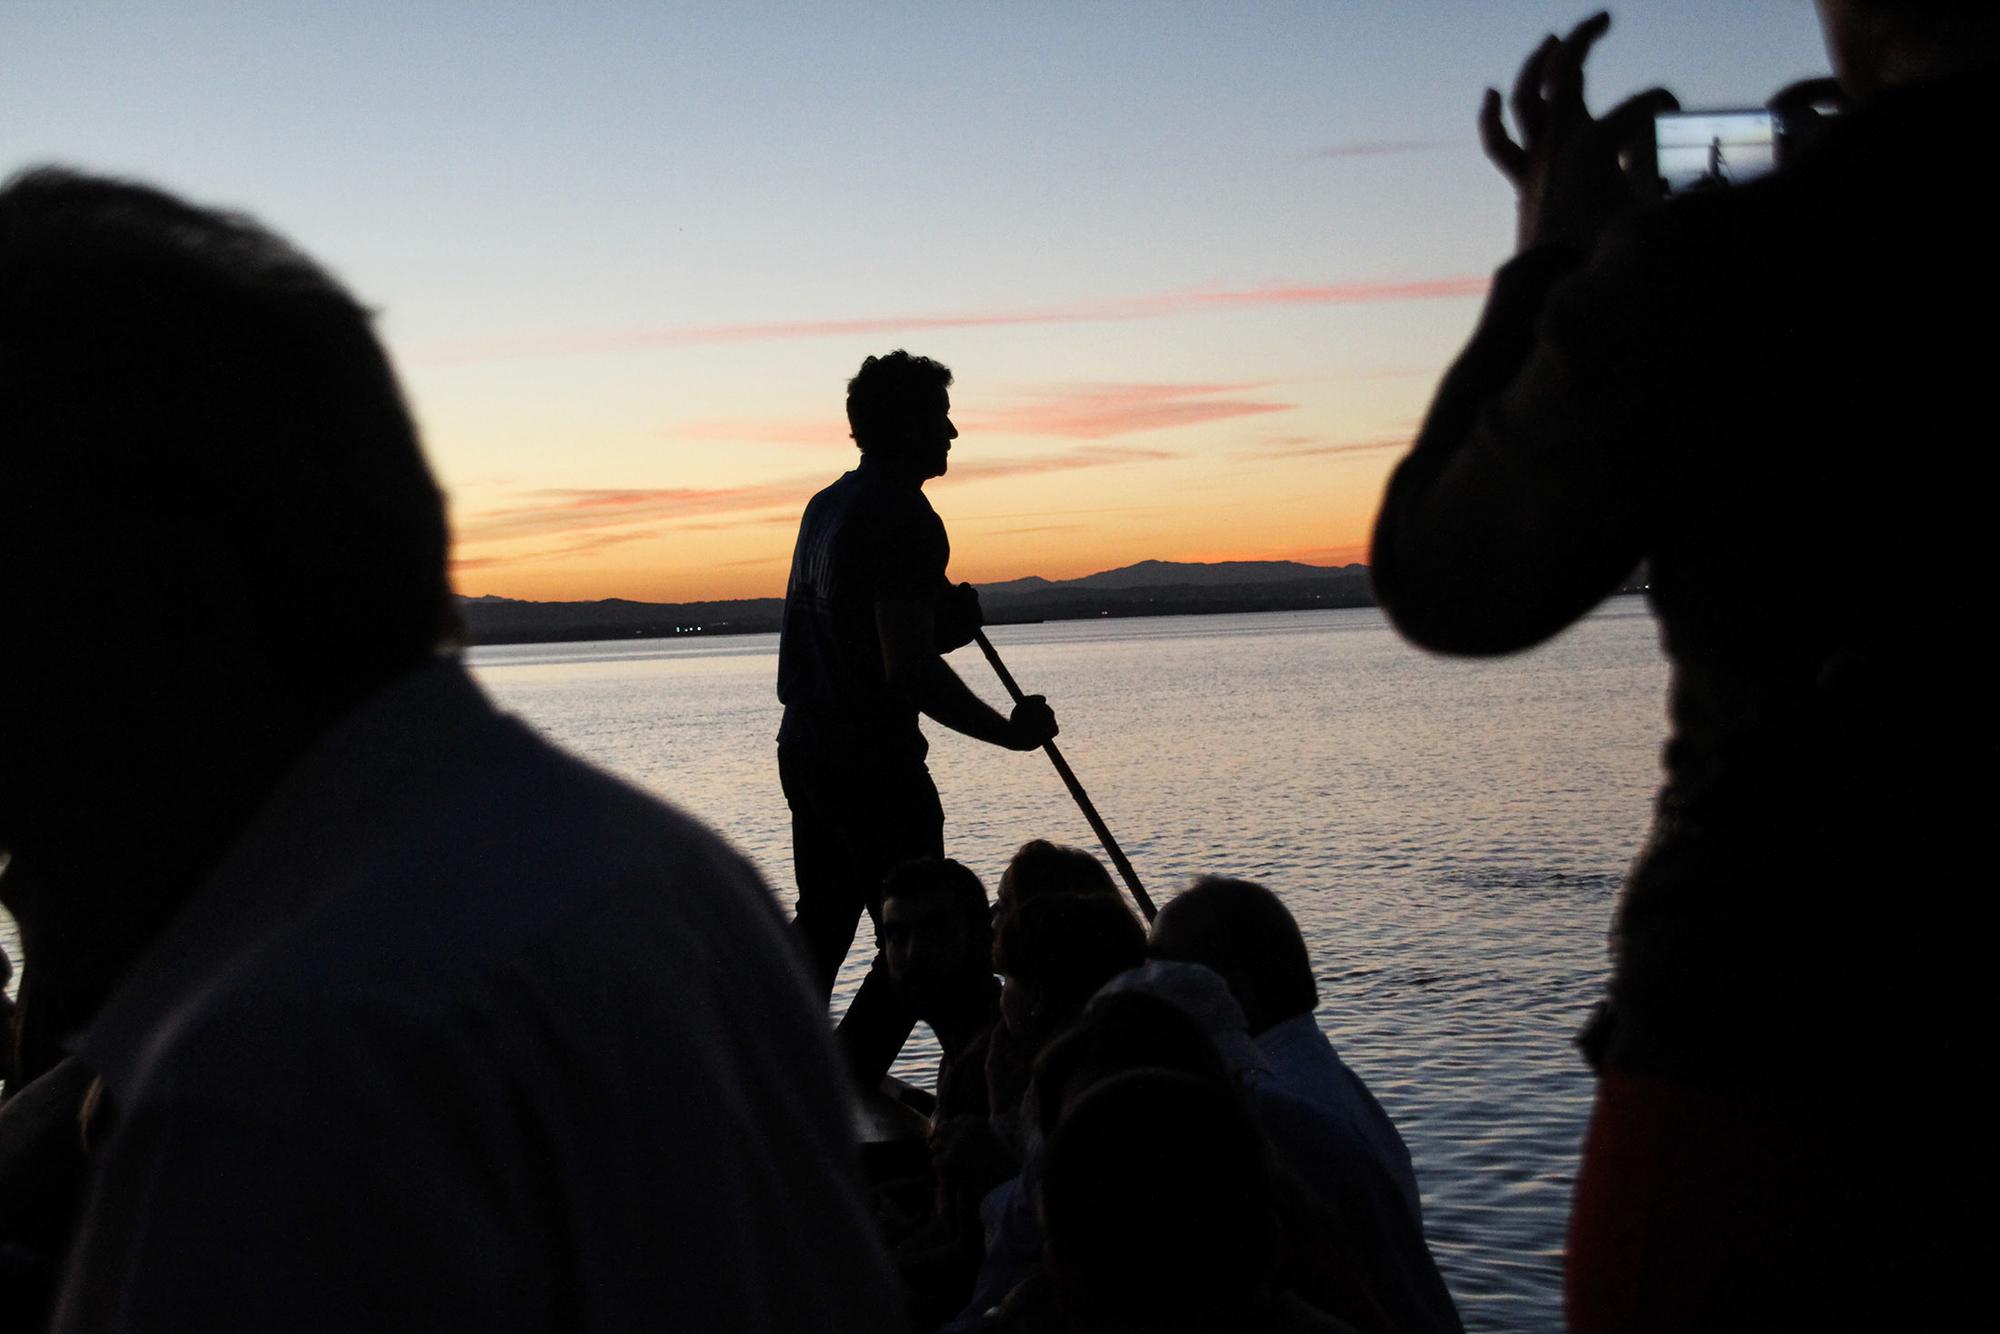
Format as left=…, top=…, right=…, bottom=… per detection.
left=0, top=169, right=902, bottom=1332
left=779, top=351, right=1056, bottom=1087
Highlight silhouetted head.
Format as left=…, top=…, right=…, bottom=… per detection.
left=1814, top=0, right=2000, bottom=96
left=1148, top=877, right=1318, bottom=1036
left=1041, top=1069, right=1283, bottom=1332
left=995, top=839, right=1118, bottom=920
left=0, top=168, right=452, bottom=974
left=1030, top=990, right=1231, bottom=1142
left=845, top=350, right=956, bottom=480
left=879, top=857, right=992, bottom=1021
left=993, top=891, right=1145, bottom=1044
left=1096, top=959, right=1269, bottom=1078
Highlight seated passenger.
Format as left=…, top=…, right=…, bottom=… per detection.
left=959, top=976, right=1459, bottom=1334
left=1150, top=876, right=1423, bottom=1222
left=937, top=895, right=1148, bottom=1334
left=949, top=992, right=1245, bottom=1334
left=993, top=839, right=1118, bottom=922
left=1098, top=963, right=1462, bottom=1334
left=993, top=891, right=1145, bottom=1076
left=876, top=860, right=1006, bottom=1328
left=879, top=858, right=999, bottom=1120
left=1033, top=1070, right=1363, bottom=1334
left=986, top=844, right=1136, bottom=1119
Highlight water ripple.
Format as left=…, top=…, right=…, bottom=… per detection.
left=471, top=605, right=1670, bottom=1332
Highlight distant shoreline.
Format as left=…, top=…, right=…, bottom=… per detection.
left=464, top=590, right=1377, bottom=647
left=458, top=558, right=1377, bottom=646
left=458, top=560, right=1650, bottom=647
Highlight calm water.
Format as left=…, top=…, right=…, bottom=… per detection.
left=467, top=601, right=1672, bottom=1331
left=0, top=604, right=1665, bottom=1326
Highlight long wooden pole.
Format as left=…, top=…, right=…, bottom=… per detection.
left=973, top=629, right=1156, bottom=922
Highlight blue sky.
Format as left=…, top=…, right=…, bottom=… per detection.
left=2, top=3, right=1833, bottom=599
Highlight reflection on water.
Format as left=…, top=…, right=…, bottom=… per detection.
left=0, top=607, right=1664, bottom=1323
left=0, top=606, right=1663, bottom=1322
left=471, top=601, right=1670, bottom=1331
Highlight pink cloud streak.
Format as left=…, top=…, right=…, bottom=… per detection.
left=674, top=381, right=1292, bottom=449
left=452, top=445, right=1180, bottom=564
left=941, top=445, right=1177, bottom=485
left=455, top=480, right=812, bottom=547
left=670, top=417, right=847, bottom=445
left=1303, top=139, right=1450, bottom=160
left=964, top=382, right=1292, bottom=440
left=421, top=275, right=1490, bottom=365
left=1239, top=436, right=1408, bottom=461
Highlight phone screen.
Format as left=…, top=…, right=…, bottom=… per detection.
left=1653, top=110, right=1777, bottom=195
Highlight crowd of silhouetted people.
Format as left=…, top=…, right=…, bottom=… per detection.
left=864, top=843, right=1459, bottom=1333
left=0, top=829, right=1461, bottom=1334
left=3, top=0, right=1997, bottom=1327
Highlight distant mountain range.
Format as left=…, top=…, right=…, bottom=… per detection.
left=457, top=559, right=1379, bottom=645
left=976, top=559, right=1357, bottom=595
left=457, top=558, right=1645, bottom=646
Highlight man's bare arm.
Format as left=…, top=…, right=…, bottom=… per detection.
left=877, top=597, right=1054, bottom=750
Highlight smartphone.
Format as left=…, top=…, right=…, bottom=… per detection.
left=1651, top=109, right=1779, bottom=196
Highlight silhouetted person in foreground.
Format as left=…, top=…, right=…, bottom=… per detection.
left=779, top=352, right=1057, bottom=1089
left=0, top=867, right=107, bottom=1330
left=0, top=1047, right=97, bottom=1328
left=1149, top=876, right=1422, bottom=1223
left=0, top=860, right=112, bottom=1328
left=0, top=168, right=902, bottom=1332
left=1369, top=5, right=1998, bottom=1327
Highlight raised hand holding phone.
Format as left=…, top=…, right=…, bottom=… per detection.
left=1479, top=11, right=1677, bottom=253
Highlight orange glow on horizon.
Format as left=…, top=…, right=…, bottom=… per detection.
left=446, top=431, right=1402, bottom=604
left=449, top=526, right=1381, bottom=605
left=436, top=342, right=1419, bottom=607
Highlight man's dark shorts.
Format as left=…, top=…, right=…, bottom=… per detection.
left=779, top=746, right=944, bottom=996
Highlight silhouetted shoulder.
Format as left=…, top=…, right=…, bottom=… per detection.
left=61, top=663, right=897, bottom=1333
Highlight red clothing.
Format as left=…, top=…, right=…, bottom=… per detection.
left=1568, top=1070, right=1991, bottom=1331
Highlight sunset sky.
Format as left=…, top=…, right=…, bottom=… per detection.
left=2, top=3, right=1831, bottom=603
